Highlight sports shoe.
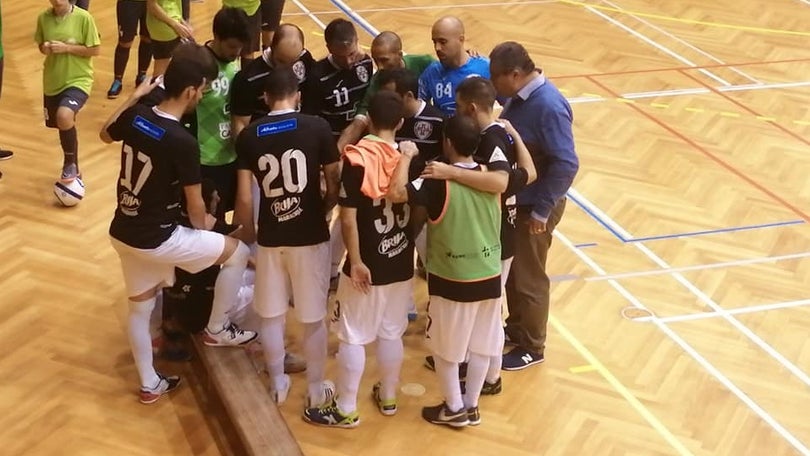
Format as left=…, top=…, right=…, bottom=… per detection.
left=0, top=149, right=12, bottom=160
left=421, top=402, right=469, bottom=428
left=107, top=79, right=123, bottom=99
left=270, top=374, right=291, bottom=404
left=481, top=377, right=502, bottom=395
left=502, top=346, right=544, bottom=371
left=60, top=163, right=79, bottom=183
left=305, top=379, right=336, bottom=409
left=203, top=322, right=258, bottom=347
left=303, top=398, right=360, bottom=428
left=139, top=373, right=181, bottom=404
left=467, top=406, right=481, bottom=426
left=372, top=382, right=397, bottom=416
left=135, top=72, right=148, bottom=86
left=424, top=355, right=467, bottom=379
left=284, top=352, right=307, bottom=374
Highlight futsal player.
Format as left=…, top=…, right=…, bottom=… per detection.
left=146, top=0, right=192, bottom=77
left=107, top=0, right=153, bottom=99
left=222, top=0, right=262, bottom=64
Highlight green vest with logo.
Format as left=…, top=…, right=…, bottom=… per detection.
left=197, top=57, right=239, bottom=166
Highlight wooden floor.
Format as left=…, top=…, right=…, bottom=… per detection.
left=2, top=0, right=810, bottom=454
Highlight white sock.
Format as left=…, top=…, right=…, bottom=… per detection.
left=303, top=320, right=328, bottom=403
left=259, top=316, right=286, bottom=389
left=128, top=297, right=160, bottom=389
left=433, top=355, right=463, bottom=412
left=486, top=354, right=502, bottom=384
left=335, top=342, right=365, bottom=413
left=463, top=353, right=489, bottom=409
left=207, top=241, right=249, bottom=332
left=376, top=337, right=403, bottom=400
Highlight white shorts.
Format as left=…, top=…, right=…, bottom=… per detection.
left=426, top=295, right=505, bottom=363
left=331, top=274, right=413, bottom=345
left=253, top=242, right=330, bottom=323
left=111, top=226, right=226, bottom=298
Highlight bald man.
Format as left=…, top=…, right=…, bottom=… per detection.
left=419, top=16, right=489, bottom=116
left=230, top=23, right=315, bottom=137
left=337, top=30, right=434, bottom=151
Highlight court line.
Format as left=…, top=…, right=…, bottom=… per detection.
left=290, top=0, right=327, bottom=28
left=284, top=0, right=558, bottom=16
left=554, top=57, right=810, bottom=79
left=632, top=298, right=810, bottom=324
left=329, top=0, right=380, bottom=37
left=554, top=230, right=810, bottom=455
left=629, top=220, right=804, bottom=242
left=586, top=76, right=810, bottom=223
left=586, top=251, right=810, bottom=282
left=596, top=0, right=760, bottom=84
left=549, top=314, right=695, bottom=456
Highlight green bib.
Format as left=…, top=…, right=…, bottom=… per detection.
left=427, top=180, right=501, bottom=282
left=34, top=6, right=101, bottom=96
left=197, top=57, right=239, bottom=166
left=222, top=0, right=261, bottom=16
left=146, top=0, right=183, bottom=42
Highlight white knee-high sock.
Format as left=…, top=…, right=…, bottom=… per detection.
left=433, top=355, right=463, bottom=412
left=487, top=355, right=502, bottom=383
left=259, top=315, right=286, bottom=390
left=335, top=342, right=365, bottom=413
left=463, top=353, right=489, bottom=409
left=303, top=320, right=328, bottom=403
left=208, top=241, right=249, bottom=332
left=128, top=297, right=160, bottom=389
left=376, top=337, right=404, bottom=400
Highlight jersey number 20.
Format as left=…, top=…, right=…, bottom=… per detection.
left=259, top=149, right=308, bottom=198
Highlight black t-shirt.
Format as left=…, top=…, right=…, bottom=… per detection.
left=231, top=49, right=315, bottom=121
left=302, top=55, right=374, bottom=136
left=406, top=165, right=501, bottom=302
left=396, top=101, right=445, bottom=179
left=339, top=157, right=414, bottom=285
left=236, top=111, right=339, bottom=247
left=108, top=104, right=202, bottom=249
left=474, top=123, right=528, bottom=260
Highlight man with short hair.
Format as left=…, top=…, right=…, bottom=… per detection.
left=101, top=44, right=258, bottom=404
left=419, top=16, right=489, bottom=116
left=222, top=0, right=262, bottom=64
left=489, top=41, right=579, bottom=370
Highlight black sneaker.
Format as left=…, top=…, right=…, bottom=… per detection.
left=460, top=376, right=502, bottom=396
left=502, top=347, right=544, bottom=371
left=467, top=406, right=481, bottom=426
left=0, top=149, right=12, bottom=160
left=135, top=72, right=148, bottom=86
left=107, top=79, right=123, bottom=99
left=303, top=398, right=359, bottom=428
left=421, top=402, right=469, bottom=428
left=424, top=356, right=468, bottom=379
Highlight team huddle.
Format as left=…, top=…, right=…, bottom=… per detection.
left=37, top=0, right=578, bottom=431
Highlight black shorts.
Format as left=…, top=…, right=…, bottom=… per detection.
left=246, top=9, right=262, bottom=53
left=43, top=87, right=88, bottom=128
left=117, top=0, right=149, bottom=42
left=260, top=0, right=284, bottom=32
left=152, top=37, right=181, bottom=60
left=201, top=161, right=238, bottom=214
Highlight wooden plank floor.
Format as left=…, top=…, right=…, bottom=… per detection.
left=2, top=0, right=810, bottom=455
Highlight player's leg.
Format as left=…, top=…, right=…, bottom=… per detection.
left=374, top=279, right=412, bottom=414
left=52, top=89, right=88, bottom=182
left=329, top=213, right=345, bottom=288
left=241, top=8, right=261, bottom=65
left=181, top=0, right=190, bottom=21
left=150, top=37, right=179, bottom=78
left=109, top=0, right=139, bottom=98
left=136, top=4, right=153, bottom=86
left=204, top=234, right=257, bottom=344
left=464, top=297, right=506, bottom=425
left=260, top=0, right=284, bottom=49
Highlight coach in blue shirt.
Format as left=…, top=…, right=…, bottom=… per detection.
left=490, top=41, right=579, bottom=370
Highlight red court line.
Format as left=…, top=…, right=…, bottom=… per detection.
left=677, top=69, right=810, bottom=148
left=585, top=75, right=810, bottom=223
left=555, top=57, right=810, bottom=79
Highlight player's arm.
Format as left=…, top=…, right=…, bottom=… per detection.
left=100, top=78, right=161, bottom=143
left=184, top=184, right=216, bottom=230
left=421, top=162, right=508, bottom=194
left=323, top=162, right=340, bottom=214
left=147, top=0, right=192, bottom=39
left=501, top=119, right=537, bottom=188
left=337, top=116, right=368, bottom=152
left=232, top=115, right=251, bottom=138
left=386, top=141, right=419, bottom=203
left=229, top=73, right=253, bottom=138
left=232, top=169, right=257, bottom=244
left=340, top=206, right=370, bottom=293
left=48, top=41, right=100, bottom=57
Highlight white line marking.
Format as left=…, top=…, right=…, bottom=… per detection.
left=634, top=298, right=810, bottom=323
left=718, top=80, right=810, bottom=92
left=290, top=0, right=326, bottom=29
left=567, top=188, right=632, bottom=238
left=282, top=0, right=558, bottom=15
left=586, top=252, right=810, bottom=281
left=567, top=80, right=810, bottom=104
left=330, top=0, right=381, bottom=35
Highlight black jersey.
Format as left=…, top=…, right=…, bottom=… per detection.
left=108, top=104, right=202, bottom=249
left=236, top=110, right=339, bottom=247
left=302, top=54, right=373, bottom=136
left=230, top=49, right=315, bottom=121
left=339, top=155, right=414, bottom=286
left=396, top=100, right=444, bottom=179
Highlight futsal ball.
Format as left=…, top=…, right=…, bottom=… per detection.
left=54, top=178, right=85, bottom=207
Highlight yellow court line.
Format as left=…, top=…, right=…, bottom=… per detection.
left=549, top=315, right=695, bottom=456
left=720, top=111, right=741, bottom=118
left=569, top=364, right=598, bottom=374
left=616, top=98, right=635, bottom=103
left=685, top=107, right=704, bottom=113
left=557, top=0, right=810, bottom=37
left=650, top=103, right=669, bottom=109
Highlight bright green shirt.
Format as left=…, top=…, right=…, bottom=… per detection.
left=222, top=0, right=261, bottom=16
left=146, top=0, right=183, bottom=42
left=34, top=6, right=101, bottom=96
left=357, top=54, right=435, bottom=116
left=197, top=55, right=239, bottom=166
left=427, top=180, right=501, bottom=282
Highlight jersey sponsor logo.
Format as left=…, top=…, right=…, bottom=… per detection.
left=271, top=195, right=303, bottom=222
left=413, top=121, right=433, bottom=140
left=257, top=118, right=298, bottom=137
left=355, top=65, right=369, bottom=83
left=378, top=231, right=409, bottom=258
left=292, top=60, right=307, bottom=82
left=119, top=191, right=142, bottom=216
left=133, top=116, right=166, bottom=140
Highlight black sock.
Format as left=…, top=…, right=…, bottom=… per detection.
left=59, top=127, right=78, bottom=169
left=113, top=44, right=130, bottom=80
left=181, top=0, right=190, bottom=21
left=137, top=41, right=153, bottom=75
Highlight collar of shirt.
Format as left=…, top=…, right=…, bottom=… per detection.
left=364, top=134, right=399, bottom=149
left=452, top=161, right=479, bottom=169
left=413, top=99, right=427, bottom=117
left=515, top=71, right=546, bottom=100
left=268, top=108, right=297, bottom=116
left=152, top=106, right=179, bottom=122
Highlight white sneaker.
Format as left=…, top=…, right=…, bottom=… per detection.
left=305, top=379, right=336, bottom=409
left=203, top=322, right=258, bottom=347
left=271, top=374, right=291, bottom=404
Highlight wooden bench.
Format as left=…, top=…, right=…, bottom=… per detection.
left=188, top=338, right=303, bottom=456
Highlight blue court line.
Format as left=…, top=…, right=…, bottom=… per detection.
left=574, top=243, right=599, bottom=248
left=628, top=220, right=805, bottom=242
left=566, top=190, right=630, bottom=241
left=328, top=0, right=380, bottom=37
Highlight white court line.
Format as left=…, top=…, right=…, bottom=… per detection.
left=290, top=0, right=326, bottom=29
left=718, top=80, right=810, bottom=92
left=634, top=298, right=810, bottom=324
left=282, top=0, right=557, bottom=16
left=555, top=230, right=810, bottom=455
left=330, top=0, right=381, bottom=35
left=586, top=251, right=810, bottom=282
left=583, top=6, right=732, bottom=86
left=598, top=0, right=761, bottom=84
left=566, top=80, right=810, bottom=104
